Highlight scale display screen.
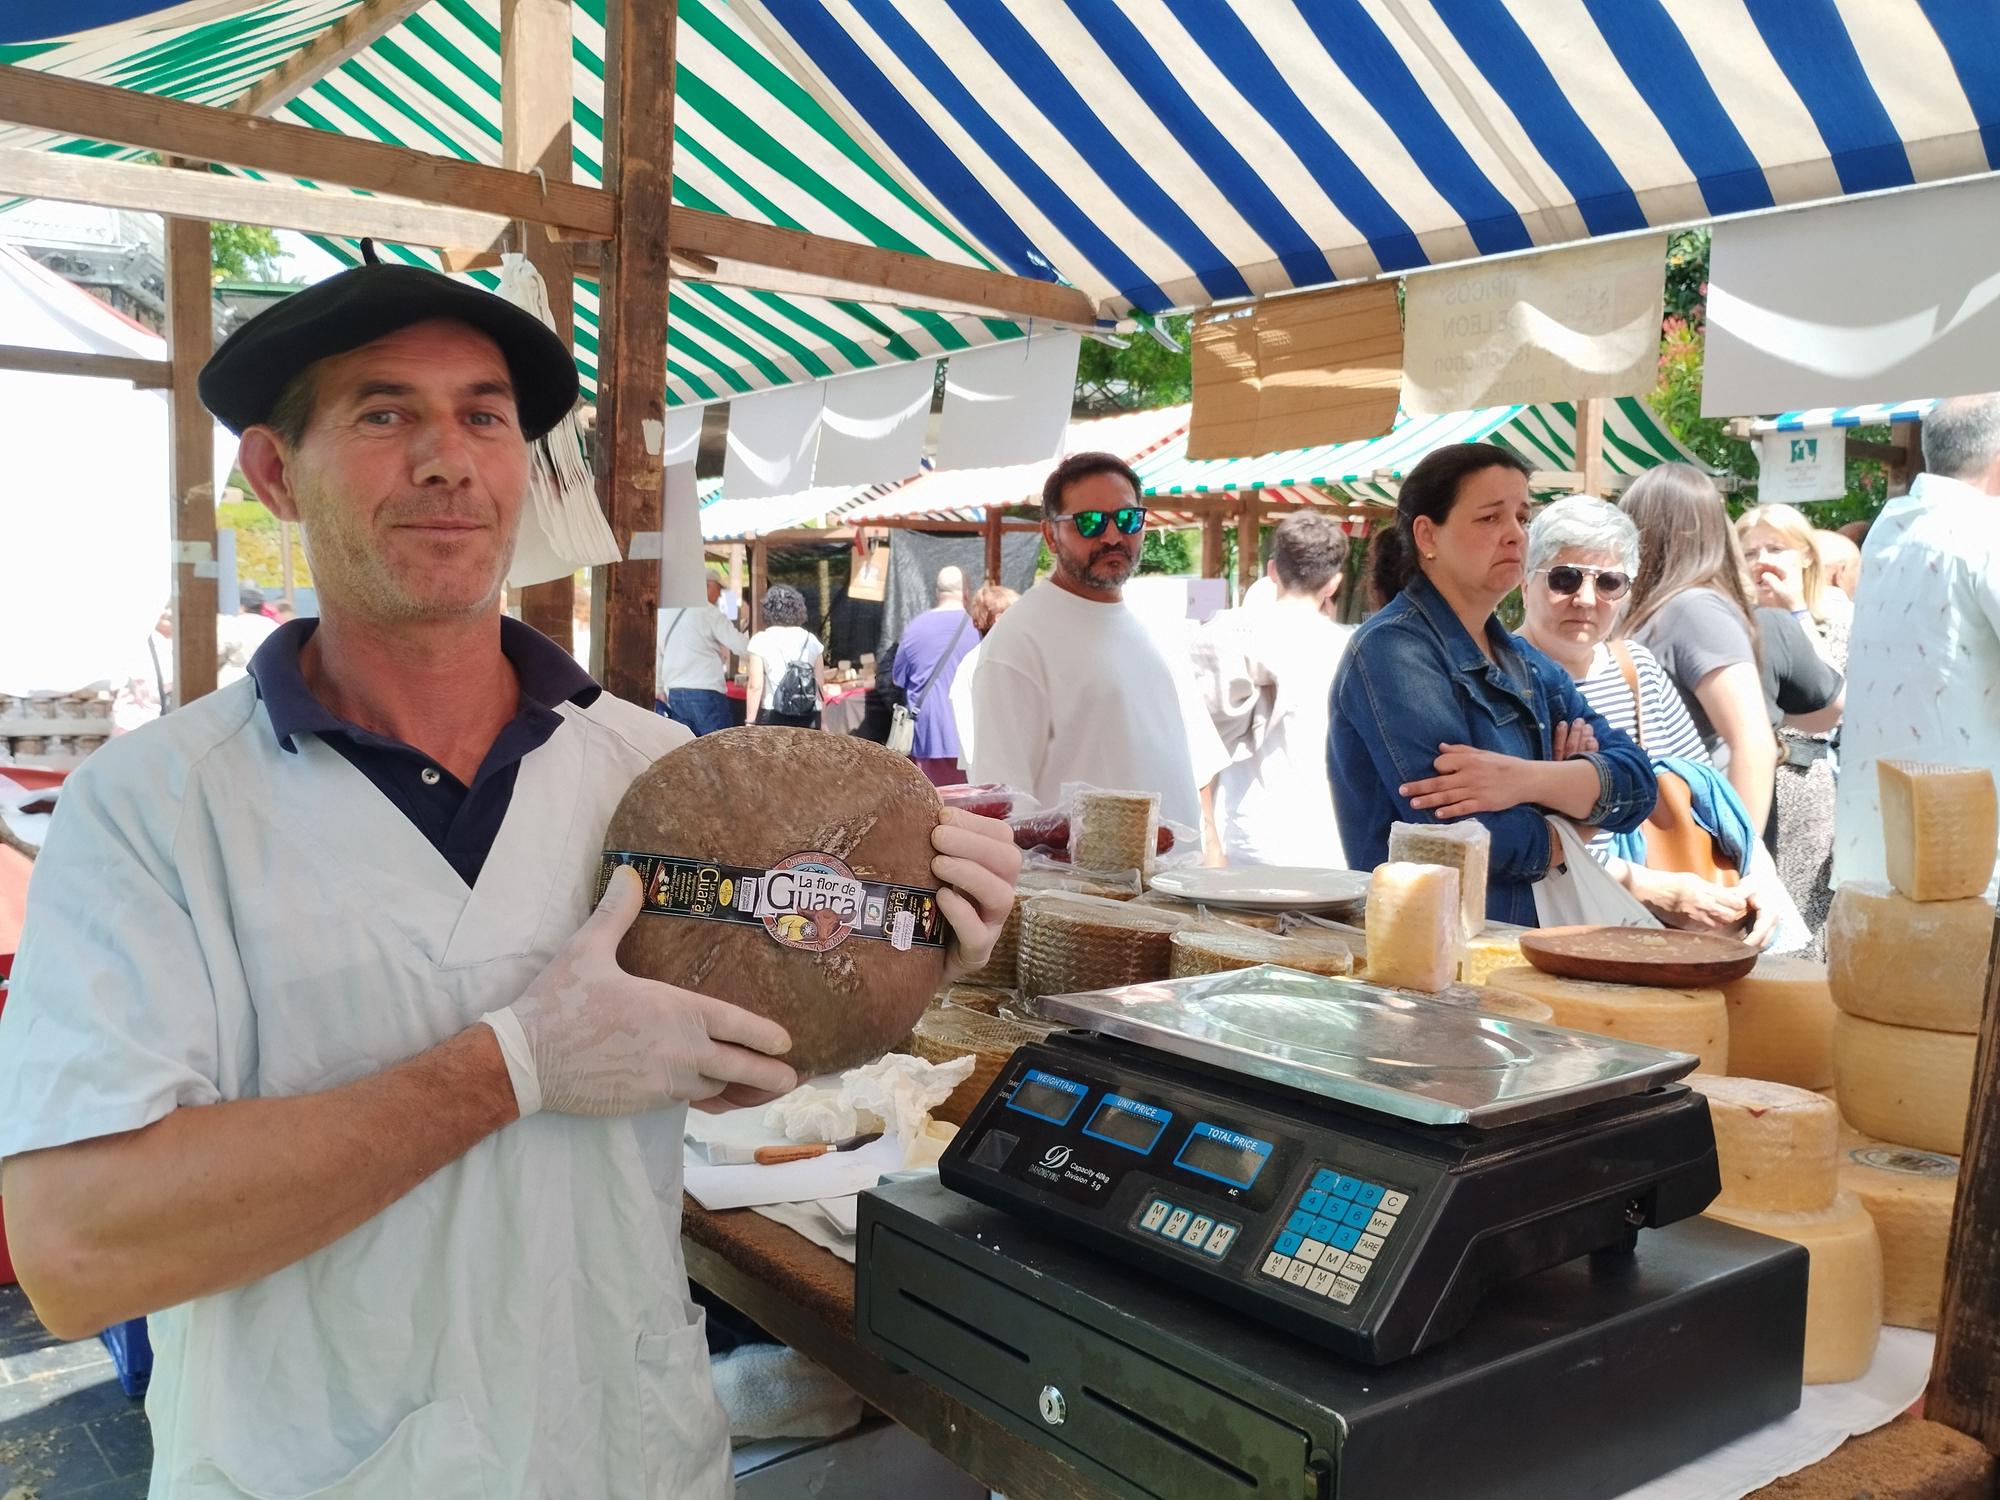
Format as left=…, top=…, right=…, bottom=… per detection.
left=1006, top=1069, right=1087, bottom=1126
left=1174, top=1122, right=1274, bottom=1189
left=1082, top=1095, right=1172, bottom=1154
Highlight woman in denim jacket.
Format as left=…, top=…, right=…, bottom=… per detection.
left=1328, top=444, right=1657, bottom=926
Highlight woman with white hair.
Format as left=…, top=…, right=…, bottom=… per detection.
left=1520, top=497, right=1780, bottom=942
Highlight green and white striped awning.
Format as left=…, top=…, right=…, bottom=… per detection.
left=0, top=0, right=1030, bottom=406
left=1136, top=397, right=1703, bottom=505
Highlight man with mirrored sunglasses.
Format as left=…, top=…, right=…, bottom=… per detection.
left=969, top=451, right=1224, bottom=829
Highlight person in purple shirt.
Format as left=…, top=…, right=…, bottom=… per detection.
left=891, top=565, right=981, bottom=786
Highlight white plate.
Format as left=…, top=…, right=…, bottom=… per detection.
left=1148, top=866, right=1371, bottom=912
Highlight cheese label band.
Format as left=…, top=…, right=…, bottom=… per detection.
left=600, top=849, right=947, bottom=954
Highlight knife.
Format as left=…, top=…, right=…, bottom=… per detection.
left=751, top=1132, right=882, bottom=1166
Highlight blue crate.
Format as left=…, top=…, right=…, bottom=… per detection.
left=99, top=1317, right=151, bottom=1399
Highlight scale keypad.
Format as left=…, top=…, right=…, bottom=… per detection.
left=1261, top=1167, right=1409, bottom=1307
left=1134, top=1194, right=1240, bottom=1260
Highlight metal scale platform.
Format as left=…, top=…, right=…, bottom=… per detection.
left=856, top=968, right=1809, bottom=1499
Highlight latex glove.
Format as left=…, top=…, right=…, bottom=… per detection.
left=482, top=866, right=798, bottom=1118
left=932, top=807, right=1021, bottom=983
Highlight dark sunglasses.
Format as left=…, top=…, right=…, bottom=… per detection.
left=1538, top=564, right=1631, bottom=600
left=1054, top=506, right=1148, bottom=540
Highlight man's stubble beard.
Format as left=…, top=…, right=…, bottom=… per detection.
left=1055, top=543, right=1135, bottom=594
left=292, top=471, right=519, bottom=625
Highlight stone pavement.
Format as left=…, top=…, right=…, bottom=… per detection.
left=0, top=1284, right=148, bottom=1499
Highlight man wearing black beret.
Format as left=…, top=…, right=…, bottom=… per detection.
left=0, top=260, right=1018, bottom=1496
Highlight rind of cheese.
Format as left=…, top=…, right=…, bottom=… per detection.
left=1487, top=967, right=1728, bottom=1072
left=1387, top=822, right=1490, bottom=943
left=1723, top=955, right=1837, bottom=1090
left=1072, top=790, right=1160, bottom=877
left=1018, top=891, right=1189, bottom=1001
left=1877, top=760, right=1999, bottom=904
left=1692, top=1073, right=1839, bottom=1213
left=1459, top=923, right=1527, bottom=986
left=1827, top=882, right=1993, bottom=1034
left=1473, top=989, right=1555, bottom=1023
left=1839, top=1123, right=1959, bottom=1332
left=1705, top=1191, right=1882, bottom=1384
left=1363, top=862, right=1463, bottom=993
left=1168, top=928, right=1353, bottom=979
left=1831, top=1011, right=1977, bottom=1155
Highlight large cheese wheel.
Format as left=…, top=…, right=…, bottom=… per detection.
left=1388, top=821, right=1490, bottom=943
left=1723, top=956, right=1837, bottom=1090
left=1705, top=1191, right=1882, bottom=1384
left=1691, top=1074, right=1839, bottom=1213
left=604, top=727, right=944, bottom=1075
left=1877, top=760, right=1998, bottom=903
left=1487, top=967, right=1728, bottom=1072
left=1827, top=882, right=1993, bottom=1034
left=1364, top=862, right=1462, bottom=992
left=1459, top=924, right=1527, bottom=986
left=961, top=868, right=1138, bottom=991
left=1168, top=928, right=1354, bottom=979
left=1018, top=891, right=1190, bottom=1001
left=1839, top=1124, right=1959, bottom=1332
left=1832, top=1012, right=1977, bottom=1155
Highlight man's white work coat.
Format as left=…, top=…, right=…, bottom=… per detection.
left=0, top=677, right=730, bottom=1498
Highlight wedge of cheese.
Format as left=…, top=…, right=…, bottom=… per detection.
left=1877, top=760, right=1998, bottom=903
left=1706, top=1191, right=1882, bottom=1385
left=1487, top=967, right=1729, bottom=1073
left=1459, top=924, right=1527, bottom=987
left=1363, top=862, right=1462, bottom=993
left=1722, top=956, right=1836, bottom=1090
left=1693, top=1074, right=1839, bottom=1213
left=1831, top=1011, right=1977, bottom=1155
left=1827, top=882, right=1992, bottom=1034
left=1387, top=822, right=1489, bottom=943
left=1839, top=1124, right=1959, bottom=1332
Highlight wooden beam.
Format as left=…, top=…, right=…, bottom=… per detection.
left=503, top=0, right=578, bottom=654
left=668, top=208, right=1100, bottom=328
left=167, top=210, right=218, bottom=707
left=983, top=508, right=1003, bottom=588
left=0, top=342, right=169, bottom=387
left=232, top=0, right=427, bottom=117
left=1236, top=492, right=1260, bottom=594
left=1892, top=419, right=1922, bottom=495
left=0, top=64, right=614, bottom=238
left=1577, top=397, right=1607, bottom=496
left=592, top=0, right=678, bottom=706
left=1927, top=914, right=2000, bottom=1455
left=749, top=540, right=769, bottom=637
left=0, top=147, right=509, bottom=250
left=1201, top=511, right=1224, bottom=578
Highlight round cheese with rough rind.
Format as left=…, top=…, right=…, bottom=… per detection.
left=1723, top=956, right=1837, bottom=1090
left=1487, top=967, right=1728, bottom=1072
left=1169, top=928, right=1354, bottom=979
left=1691, top=1074, right=1839, bottom=1213
left=1831, top=1012, right=1977, bottom=1155
left=1827, top=882, right=1993, bottom=1034
left=1839, top=1123, right=1958, bottom=1332
left=604, top=727, right=944, bottom=1075
left=1019, top=891, right=1191, bottom=1001
left=1705, top=1190, right=1882, bottom=1385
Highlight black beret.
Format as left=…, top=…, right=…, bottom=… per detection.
left=198, top=262, right=580, bottom=441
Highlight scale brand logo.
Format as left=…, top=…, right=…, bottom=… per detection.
left=1040, top=1145, right=1073, bottom=1171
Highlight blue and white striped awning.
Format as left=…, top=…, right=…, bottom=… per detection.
left=1755, top=399, right=1937, bottom=433
left=741, top=0, right=2000, bottom=318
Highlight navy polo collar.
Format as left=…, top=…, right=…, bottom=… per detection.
left=247, top=615, right=599, bottom=753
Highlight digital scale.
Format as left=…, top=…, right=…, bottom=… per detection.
left=855, top=968, right=1809, bottom=1498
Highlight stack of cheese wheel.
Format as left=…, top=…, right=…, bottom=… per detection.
left=1722, top=955, right=1837, bottom=1091
left=960, top=868, right=1142, bottom=992
left=1364, top=862, right=1464, bottom=992
left=1168, top=928, right=1354, bottom=979
left=1072, top=789, right=1160, bottom=876
left=1388, top=821, right=1490, bottom=943
left=1694, top=1076, right=1882, bottom=1383
left=1018, top=891, right=1191, bottom=1001
left=1828, top=762, right=1996, bottom=1157
left=1486, top=967, right=1730, bottom=1073
left=1837, top=1122, right=1960, bottom=1332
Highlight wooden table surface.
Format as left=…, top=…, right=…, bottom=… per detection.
left=682, top=1198, right=1994, bottom=1500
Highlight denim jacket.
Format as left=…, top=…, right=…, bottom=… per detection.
left=1328, top=574, right=1657, bottom=925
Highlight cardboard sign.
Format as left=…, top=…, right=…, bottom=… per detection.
left=1757, top=427, right=1847, bottom=504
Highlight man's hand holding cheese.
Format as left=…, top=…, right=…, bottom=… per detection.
left=0, top=260, right=1013, bottom=1499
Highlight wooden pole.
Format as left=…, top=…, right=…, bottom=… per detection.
left=591, top=0, right=678, bottom=703
left=1200, top=512, right=1224, bottom=578
left=1236, top=492, right=1259, bottom=597
left=1891, top=418, right=1923, bottom=495
left=503, top=0, right=578, bottom=651
left=1927, top=915, right=2000, bottom=1454
left=1577, top=397, right=1607, bottom=497
left=749, top=540, right=768, bottom=636
left=983, top=508, right=1003, bottom=588
left=166, top=207, right=217, bottom=706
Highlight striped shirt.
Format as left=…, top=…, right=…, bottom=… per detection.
left=1573, top=641, right=1710, bottom=858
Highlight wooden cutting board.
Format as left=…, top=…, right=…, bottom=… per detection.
left=1519, top=925, right=1761, bottom=988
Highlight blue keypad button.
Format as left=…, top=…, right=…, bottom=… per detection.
left=1310, top=1216, right=1342, bottom=1242
left=1276, top=1231, right=1303, bottom=1257
left=1286, top=1210, right=1315, bottom=1235
left=1331, top=1176, right=1361, bottom=1200
left=1311, top=1168, right=1338, bottom=1193
left=1332, top=1225, right=1362, bottom=1251
left=1355, top=1183, right=1385, bottom=1209
left=1299, top=1189, right=1327, bottom=1215
left=1343, top=1203, right=1373, bottom=1229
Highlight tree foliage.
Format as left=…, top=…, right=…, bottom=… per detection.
left=210, top=222, right=285, bottom=283
left=1074, top=315, right=1193, bottom=413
